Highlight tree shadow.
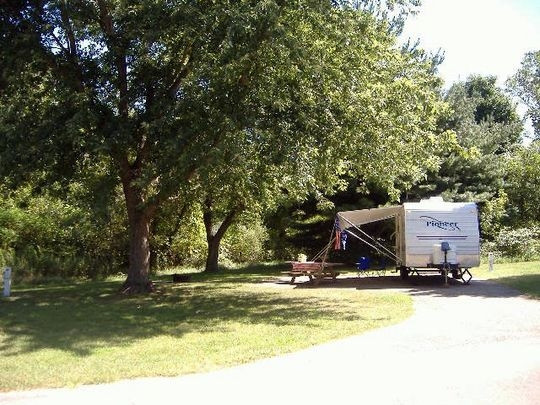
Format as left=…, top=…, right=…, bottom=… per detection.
left=153, top=262, right=289, bottom=284
left=493, top=274, right=540, bottom=299
left=0, top=276, right=360, bottom=358
left=289, top=274, right=526, bottom=299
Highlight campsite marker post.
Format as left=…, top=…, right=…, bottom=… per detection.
left=488, top=253, right=494, bottom=272
left=3, top=267, right=11, bottom=298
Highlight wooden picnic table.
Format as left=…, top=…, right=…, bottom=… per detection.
left=282, top=261, right=344, bottom=284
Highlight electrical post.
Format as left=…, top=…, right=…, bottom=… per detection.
left=3, top=267, right=12, bottom=298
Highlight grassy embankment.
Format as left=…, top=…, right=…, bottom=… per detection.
left=474, top=260, right=540, bottom=298
left=0, top=264, right=412, bottom=391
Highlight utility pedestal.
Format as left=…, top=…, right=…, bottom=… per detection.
left=3, top=267, right=11, bottom=298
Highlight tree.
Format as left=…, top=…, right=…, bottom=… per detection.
left=406, top=75, right=523, bottom=204
left=0, top=1, right=447, bottom=289
left=194, top=4, right=455, bottom=271
left=0, top=0, right=319, bottom=291
left=504, top=142, right=540, bottom=225
left=507, top=50, right=540, bottom=139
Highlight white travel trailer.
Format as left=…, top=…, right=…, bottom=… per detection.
left=336, top=197, right=480, bottom=282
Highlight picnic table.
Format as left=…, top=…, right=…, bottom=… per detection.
left=283, top=261, right=343, bottom=284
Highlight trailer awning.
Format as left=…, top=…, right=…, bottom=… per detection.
left=336, top=206, right=401, bottom=230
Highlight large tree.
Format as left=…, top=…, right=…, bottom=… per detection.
left=406, top=75, right=523, bottom=203
left=507, top=50, right=540, bottom=139
left=505, top=141, right=540, bottom=225
left=194, top=4, right=453, bottom=271
left=0, top=1, right=446, bottom=289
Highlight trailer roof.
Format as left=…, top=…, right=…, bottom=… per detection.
left=336, top=197, right=477, bottom=230
left=403, top=199, right=477, bottom=211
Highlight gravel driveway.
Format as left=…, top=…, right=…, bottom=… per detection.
left=2, top=276, right=540, bottom=405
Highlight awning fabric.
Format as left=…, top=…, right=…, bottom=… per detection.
left=336, top=206, right=401, bottom=230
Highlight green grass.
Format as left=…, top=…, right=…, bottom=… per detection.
left=0, top=265, right=412, bottom=391
left=474, top=260, right=540, bottom=298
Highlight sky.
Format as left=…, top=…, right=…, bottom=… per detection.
left=401, top=0, right=540, bottom=86
left=401, top=0, right=540, bottom=139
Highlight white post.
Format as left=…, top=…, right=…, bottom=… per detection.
left=488, top=252, right=494, bottom=272
left=3, top=267, right=11, bottom=297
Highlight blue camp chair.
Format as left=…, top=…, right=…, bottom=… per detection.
left=356, top=256, right=370, bottom=271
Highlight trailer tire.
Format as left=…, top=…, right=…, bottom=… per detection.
left=400, top=268, right=409, bottom=280
left=451, top=269, right=459, bottom=279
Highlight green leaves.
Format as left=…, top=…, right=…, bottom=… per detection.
left=504, top=142, right=540, bottom=225
left=507, top=50, right=540, bottom=139
left=1, top=1, right=449, bottom=274
left=408, top=75, right=523, bottom=205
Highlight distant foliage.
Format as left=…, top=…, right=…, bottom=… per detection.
left=482, top=226, right=540, bottom=261
left=0, top=185, right=128, bottom=280
left=150, top=203, right=271, bottom=269
left=504, top=143, right=540, bottom=226
left=479, top=190, right=508, bottom=240
left=221, top=221, right=270, bottom=265
left=408, top=75, right=522, bottom=204
left=507, top=50, right=540, bottom=139
left=153, top=206, right=208, bottom=269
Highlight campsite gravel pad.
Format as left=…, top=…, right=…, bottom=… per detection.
left=1, top=277, right=540, bottom=405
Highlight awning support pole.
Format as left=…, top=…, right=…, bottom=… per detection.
left=344, top=229, right=398, bottom=263
left=338, top=214, right=399, bottom=262
left=310, top=235, right=336, bottom=263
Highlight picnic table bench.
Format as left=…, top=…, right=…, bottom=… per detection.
left=282, top=261, right=343, bottom=284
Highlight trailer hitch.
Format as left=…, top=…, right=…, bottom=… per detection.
left=461, top=269, right=472, bottom=284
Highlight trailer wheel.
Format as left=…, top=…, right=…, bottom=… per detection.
left=451, top=269, right=459, bottom=279
left=400, top=268, right=409, bottom=280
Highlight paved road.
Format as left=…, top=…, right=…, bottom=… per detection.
left=2, top=277, right=540, bottom=405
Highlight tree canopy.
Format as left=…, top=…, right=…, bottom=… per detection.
left=406, top=75, right=523, bottom=204
left=507, top=50, right=540, bottom=139
left=505, top=141, right=540, bottom=226
left=1, top=1, right=451, bottom=289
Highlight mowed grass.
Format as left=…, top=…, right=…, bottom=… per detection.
left=0, top=265, right=412, bottom=391
left=474, top=260, right=540, bottom=298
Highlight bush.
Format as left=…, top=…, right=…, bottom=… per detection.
left=222, top=221, right=270, bottom=264
left=481, top=225, right=540, bottom=261
left=0, top=185, right=128, bottom=281
left=167, top=211, right=208, bottom=268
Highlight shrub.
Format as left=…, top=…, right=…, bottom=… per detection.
left=222, top=221, right=270, bottom=264
left=0, top=185, right=128, bottom=280
left=481, top=225, right=540, bottom=261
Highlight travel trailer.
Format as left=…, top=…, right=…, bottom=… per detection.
left=336, top=197, right=480, bottom=282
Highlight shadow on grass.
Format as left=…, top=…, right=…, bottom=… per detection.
left=0, top=269, right=360, bottom=358
left=494, top=274, right=540, bottom=299
left=152, top=262, right=288, bottom=284
left=289, top=273, right=531, bottom=299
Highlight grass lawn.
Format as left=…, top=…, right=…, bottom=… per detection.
left=0, top=264, right=412, bottom=392
left=474, top=260, right=540, bottom=298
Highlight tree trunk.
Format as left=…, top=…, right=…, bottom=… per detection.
left=205, top=235, right=222, bottom=273
left=120, top=164, right=155, bottom=294
left=203, top=199, right=241, bottom=273
left=121, top=210, right=154, bottom=293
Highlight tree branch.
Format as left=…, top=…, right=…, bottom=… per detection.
left=96, top=0, right=113, bottom=35
left=49, top=30, right=70, bottom=55
left=214, top=205, right=242, bottom=241
left=96, top=0, right=128, bottom=117
left=203, top=197, right=214, bottom=242
left=166, top=44, right=193, bottom=99
left=59, top=3, right=77, bottom=58
left=202, top=196, right=244, bottom=242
